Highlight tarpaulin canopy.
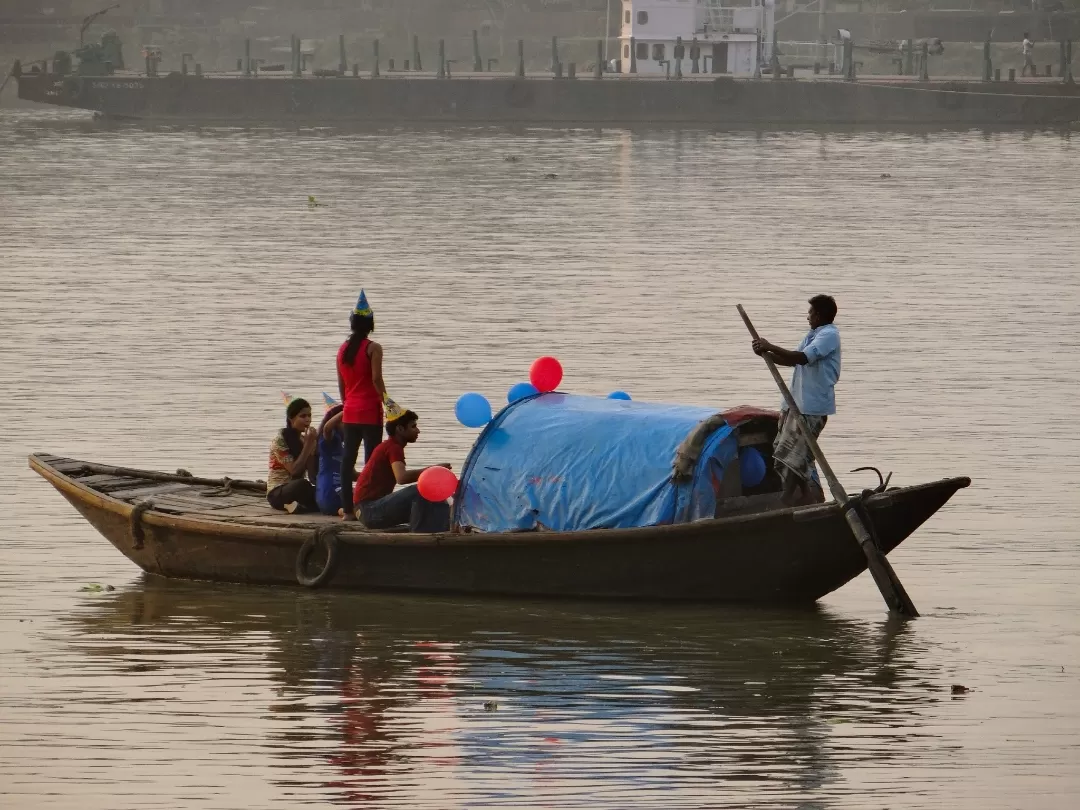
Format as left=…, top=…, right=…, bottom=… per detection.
left=454, top=394, right=740, bottom=533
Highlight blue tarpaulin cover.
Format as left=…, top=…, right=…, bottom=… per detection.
left=454, top=394, right=739, bottom=533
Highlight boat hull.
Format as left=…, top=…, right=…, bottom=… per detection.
left=16, top=72, right=1080, bottom=127
left=30, top=453, right=969, bottom=603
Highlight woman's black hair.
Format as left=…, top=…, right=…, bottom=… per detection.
left=282, top=398, right=312, bottom=461
left=342, top=313, right=375, bottom=366
left=285, top=397, right=311, bottom=423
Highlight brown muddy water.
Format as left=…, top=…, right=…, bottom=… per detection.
left=1, top=109, right=1078, bottom=809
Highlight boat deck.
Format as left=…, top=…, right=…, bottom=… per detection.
left=35, top=453, right=405, bottom=532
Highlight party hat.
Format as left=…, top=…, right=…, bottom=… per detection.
left=353, top=289, right=373, bottom=317
left=322, top=392, right=340, bottom=411
left=280, top=390, right=294, bottom=406
left=384, top=395, right=408, bottom=423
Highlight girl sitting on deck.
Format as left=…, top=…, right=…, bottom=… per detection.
left=267, top=397, right=319, bottom=513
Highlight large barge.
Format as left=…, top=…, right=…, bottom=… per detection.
left=15, top=69, right=1080, bottom=127
left=11, top=0, right=1080, bottom=127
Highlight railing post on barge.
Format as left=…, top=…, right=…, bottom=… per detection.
left=437, top=39, right=445, bottom=78
left=551, top=37, right=559, bottom=75
left=372, top=39, right=380, bottom=78
left=983, top=36, right=992, bottom=82
left=920, top=40, right=929, bottom=82
left=413, top=35, right=422, bottom=72
left=594, top=40, right=603, bottom=79
left=517, top=39, right=525, bottom=77
left=473, top=30, right=483, bottom=71
left=339, top=34, right=347, bottom=74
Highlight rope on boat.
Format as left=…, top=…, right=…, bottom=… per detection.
left=130, top=499, right=154, bottom=550
left=295, top=525, right=341, bottom=588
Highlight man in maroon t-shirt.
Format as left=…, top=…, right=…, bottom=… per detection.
left=351, top=406, right=452, bottom=532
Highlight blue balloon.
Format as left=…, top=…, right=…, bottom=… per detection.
left=607, top=391, right=632, bottom=401
left=455, top=392, right=492, bottom=428
left=739, top=447, right=767, bottom=488
left=507, top=381, right=539, bottom=403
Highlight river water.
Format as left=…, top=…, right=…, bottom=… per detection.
left=1, top=109, right=1078, bottom=809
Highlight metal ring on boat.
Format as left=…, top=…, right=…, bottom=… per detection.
left=295, top=526, right=340, bottom=588
left=130, top=499, right=154, bottom=550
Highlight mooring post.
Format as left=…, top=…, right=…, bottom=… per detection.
left=555, top=61, right=563, bottom=78
left=517, top=39, right=525, bottom=77
left=995, top=67, right=1001, bottom=81
left=1067, top=40, right=1074, bottom=84
left=630, top=36, right=638, bottom=73
left=983, top=37, right=992, bottom=82
left=568, top=62, right=576, bottom=79
left=195, top=62, right=202, bottom=77
left=292, top=35, right=301, bottom=78
left=903, top=37, right=913, bottom=76
left=372, top=39, right=380, bottom=78
left=339, top=34, right=347, bottom=74
left=1008, top=67, right=1016, bottom=81
left=437, top=39, right=445, bottom=78
left=595, top=39, right=603, bottom=78
left=413, top=35, right=421, bottom=72
left=352, top=63, right=358, bottom=77
left=919, top=40, right=929, bottom=81
left=690, top=37, right=700, bottom=74
left=244, top=38, right=251, bottom=76
left=473, top=29, right=482, bottom=71
left=844, top=40, right=855, bottom=81
left=551, top=36, right=559, bottom=75
left=1046, top=64, right=1053, bottom=77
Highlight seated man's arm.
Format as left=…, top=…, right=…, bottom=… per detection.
left=392, top=461, right=454, bottom=486
left=392, top=461, right=422, bottom=486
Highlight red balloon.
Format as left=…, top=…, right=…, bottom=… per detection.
left=417, top=466, right=458, bottom=502
left=529, top=356, right=563, bottom=393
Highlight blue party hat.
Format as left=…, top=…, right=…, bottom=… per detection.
left=322, top=391, right=340, bottom=411
left=353, top=289, right=373, bottom=317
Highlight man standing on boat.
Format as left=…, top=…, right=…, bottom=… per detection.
left=751, top=295, right=841, bottom=506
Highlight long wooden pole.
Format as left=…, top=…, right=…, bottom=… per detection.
left=737, top=305, right=918, bottom=617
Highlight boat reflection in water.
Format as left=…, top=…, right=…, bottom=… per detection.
left=71, top=577, right=946, bottom=806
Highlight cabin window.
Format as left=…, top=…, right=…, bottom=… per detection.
left=636, top=42, right=648, bottom=60
left=624, top=10, right=630, bottom=23
left=637, top=11, right=649, bottom=24
left=652, top=43, right=665, bottom=61
left=623, top=44, right=630, bottom=58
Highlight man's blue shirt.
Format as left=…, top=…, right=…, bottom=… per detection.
left=784, top=324, right=841, bottom=416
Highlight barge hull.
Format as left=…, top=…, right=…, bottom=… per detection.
left=17, top=73, right=1080, bottom=126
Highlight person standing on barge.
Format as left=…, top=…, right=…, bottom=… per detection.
left=337, top=290, right=389, bottom=521
left=750, top=295, right=841, bottom=506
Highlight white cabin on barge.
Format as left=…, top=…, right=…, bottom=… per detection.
left=618, top=0, right=776, bottom=77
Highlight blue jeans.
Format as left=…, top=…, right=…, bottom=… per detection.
left=358, top=485, right=450, bottom=533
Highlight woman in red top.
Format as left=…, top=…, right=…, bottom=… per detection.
left=337, top=289, right=388, bottom=521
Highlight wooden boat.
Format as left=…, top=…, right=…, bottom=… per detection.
left=28, top=451, right=968, bottom=603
